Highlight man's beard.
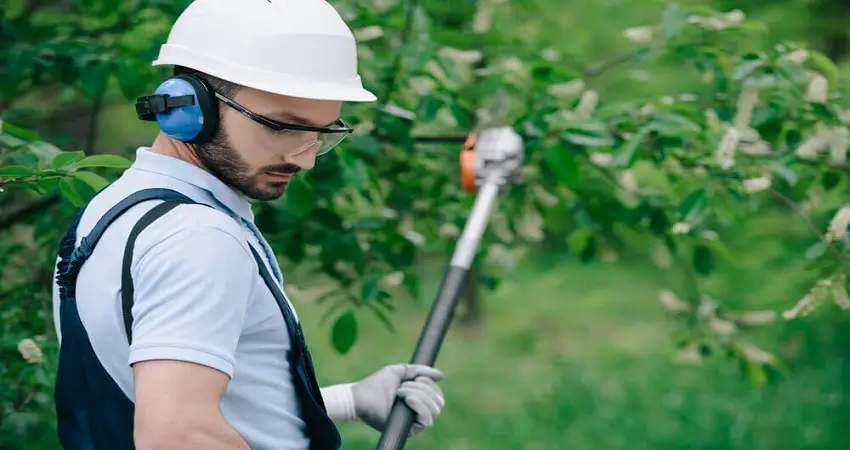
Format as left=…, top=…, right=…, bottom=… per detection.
left=195, top=127, right=301, bottom=201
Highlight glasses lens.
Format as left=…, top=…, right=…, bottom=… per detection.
left=315, top=131, right=349, bottom=156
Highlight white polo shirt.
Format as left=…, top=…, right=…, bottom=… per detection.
left=52, top=147, right=309, bottom=449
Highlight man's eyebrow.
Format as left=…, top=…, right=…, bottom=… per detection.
left=268, top=111, right=339, bottom=128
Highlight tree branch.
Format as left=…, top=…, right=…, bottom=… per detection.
left=768, top=188, right=845, bottom=261
left=583, top=49, right=646, bottom=79
left=0, top=193, right=60, bottom=231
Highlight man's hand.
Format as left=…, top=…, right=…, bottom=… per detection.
left=351, top=364, right=445, bottom=437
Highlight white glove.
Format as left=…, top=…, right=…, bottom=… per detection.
left=321, top=364, right=445, bottom=437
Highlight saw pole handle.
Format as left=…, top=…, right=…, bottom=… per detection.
left=376, top=176, right=502, bottom=450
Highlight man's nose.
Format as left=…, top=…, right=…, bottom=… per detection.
left=288, top=140, right=320, bottom=171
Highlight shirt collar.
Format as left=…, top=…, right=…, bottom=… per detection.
left=129, top=147, right=255, bottom=222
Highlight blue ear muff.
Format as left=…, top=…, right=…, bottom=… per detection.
left=135, top=74, right=219, bottom=144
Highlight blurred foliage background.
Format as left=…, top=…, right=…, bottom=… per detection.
left=2, top=0, right=850, bottom=449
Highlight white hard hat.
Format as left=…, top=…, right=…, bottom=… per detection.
left=153, top=0, right=377, bottom=102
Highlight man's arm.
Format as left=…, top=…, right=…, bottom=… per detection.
left=134, top=360, right=249, bottom=450
left=126, top=211, right=257, bottom=449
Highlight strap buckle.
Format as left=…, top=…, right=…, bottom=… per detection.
left=135, top=94, right=196, bottom=121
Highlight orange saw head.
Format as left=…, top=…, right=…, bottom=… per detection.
left=459, top=127, right=524, bottom=193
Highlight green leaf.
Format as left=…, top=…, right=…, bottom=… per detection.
left=660, top=3, right=688, bottom=38
left=615, top=127, right=649, bottom=168
left=743, top=360, right=767, bottom=387
left=649, top=113, right=701, bottom=136
left=822, top=171, right=842, bottom=191
left=339, top=152, right=370, bottom=190
left=367, top=303, right=397, bottom=333
left=285, top=176, right=316, bottom=217
left=72, top=171, right=110, bottom=192
left=403, top=272, right=420, bottom=299
left=344, top=134, right=382, bottom=157
left=563, top=132, right=615, bottom=147
left=28, top=141, right=63, bottom=163
left=1, top=121, right=43, bottom=141
left=543, top=141, right=579, bottom=187
left=732, top=58, right=764, bottom=81
left=58, top=176, right=96, bottom=207
left=51, top=151, right=86, bottom=170
left=808, top=51, right=839, bottom=82
left=361, top=278, right=381, bottom=304
left=0, top=165, right=38, bottom=179
left=74, top=154, right=133, bottom=169
left=331, top=311, right=358, bottom=355
left=561, top=119, right=615, bottom=147
left=804, top=240, right=827, bottom=260
left=693, top=244, right=715, bottom=276
left=568, top=228, right=593, bottom=255
left=678, top=188, right=707, bottom=222
left=418, top=96, right=443, bottom=122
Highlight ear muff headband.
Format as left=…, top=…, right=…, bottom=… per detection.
left=135, top=74, right=220, bottom=144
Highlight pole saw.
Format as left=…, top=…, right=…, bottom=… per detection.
left=375, top=93, right=524, bottom=449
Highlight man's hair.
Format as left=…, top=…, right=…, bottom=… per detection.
left=173, top=65, right=239, bottom=98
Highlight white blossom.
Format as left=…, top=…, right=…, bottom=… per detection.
left=18, top=338, right=43, bottom=364
left=722, top=9, right=745, bottom=24
left=402, top=229, right=426, bottom=246
left=733, top=86, right=759, bottom=129
left=651, top=239, right=671, bottom=269
left=825, top=205, right=850, bottom=242
left=743, top=176, right=771, bottom=193
left=439, top=223, right=460, bottom=238
left=533, top=185, right=559, bottom=207
left=576, top=90, right=599, bottom=117
left=735, top=342, right=776, bottom=364
left=827, top=126, right=849, bottom=165
left=589, top=152, right=614, bottom=167
left=705, top=109, right=724, bottom=132
left=659, top=289, right=691, bottom=312
left=381, top=271, right=404, bottom=287
left=795, top=137, right=828, bottom=159
left=805, top=75, right=829, bottom=103
left=833, top=277, right=850, bottom=310
left=783, top=49, right=810, bottom=64
left=709, top=317, right=737, bottom=336
left=472, top=1, right=494, bottom=32
left=517, top=207, right=545, bottom=242
left=440, top=47, right=484, bottom=64
left=672, top=222, right=692, bottom=234
left=547, top=79, right=585, bottom=98
left=541, top=48, right=561, bottom=62
left=623, top=26, right=654, bottom=43
left=353, top=26, right=384, bottom=42
left=715, top=126, right=741, bottom=169
left=734, top=310, right=777, bottom=326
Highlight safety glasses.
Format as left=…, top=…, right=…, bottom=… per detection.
left=214, top=92, right=353, bottom=156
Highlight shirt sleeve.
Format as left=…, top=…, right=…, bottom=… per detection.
left=127, top=223, right=256, bottom=378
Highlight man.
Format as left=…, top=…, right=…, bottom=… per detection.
left=51, top=0, right=445, bottom=448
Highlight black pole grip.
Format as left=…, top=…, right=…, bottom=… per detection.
left=376, top=265, right=469, bottom=450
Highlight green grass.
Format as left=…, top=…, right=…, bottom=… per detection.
left=294, top=233, right=849, bottom=450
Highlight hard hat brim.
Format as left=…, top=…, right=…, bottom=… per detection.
left=154, top=46, right=378, bottom=103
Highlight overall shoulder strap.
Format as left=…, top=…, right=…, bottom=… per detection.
left=84, top=188, right=194, bottom=250
left=121, top=198, right=202, bottom=344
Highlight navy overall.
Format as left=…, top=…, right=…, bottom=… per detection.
left=54, top=188, right=341, bottom=449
